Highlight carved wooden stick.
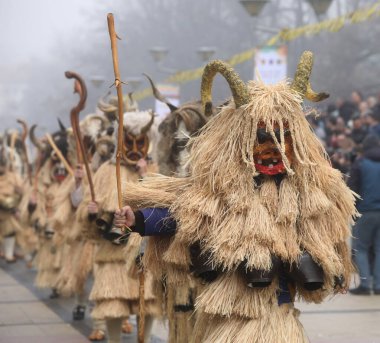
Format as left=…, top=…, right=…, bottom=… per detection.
left=107, top=13, right=145, bottom=343
left=65, top=71, right=96, bottom=201
left=16, top=119, right=32, bottom=184
left=45, top=133, right=74, bottom=176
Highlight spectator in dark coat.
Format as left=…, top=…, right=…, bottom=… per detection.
left=348, top=135, right=380, bottom=295
left=368, top=106, right=380, bottom=137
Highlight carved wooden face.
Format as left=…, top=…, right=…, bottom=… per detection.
left=253, top=121, right=294, bottom=175
left=49, top=154, right=68, bottom=183
left=123, top=132, right=150, bottom=165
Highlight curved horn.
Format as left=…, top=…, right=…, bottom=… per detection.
left=30, top=124, right=45, bottom=151
left=97, top=92, right=118, bottom=113
left=143, top=73, right=178, bottom=112
left=57, top=118, right=67, bottom=132
left=291, top=51, right=329, bottom=102
left=87, top=115, right=108, bottom=130
left=16, top=119, right=28, bottom=142
left=140, top=111, right=155, bottom=134
left=201, top=60, right=250, bottom=117
left=65, top=71, right=88, bottom=112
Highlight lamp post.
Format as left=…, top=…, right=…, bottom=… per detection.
left=90, top=76, right=105, bottom=88
left=196, top=47, right=217, bottom=63
left=126, top=77, right=143, bottom=91
left=306, top=0, right=333, bottom=16
left=239, top=0, right=270, bottom=17
left=149, top=46, right=176, bottom=74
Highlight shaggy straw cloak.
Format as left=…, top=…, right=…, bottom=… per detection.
left=79, top=161, right=160, bottom=320
left=0, top=171, right=23, bottom=237
left=17, top=180, right=39, bottom=257
left=34, top=179, right=67, bottom=289
left=122, top=53, right=357, bottom=342
left=51, top=176, right=95, bottom=297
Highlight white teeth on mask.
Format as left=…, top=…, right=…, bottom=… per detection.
left=258, top=159, right=263, bottom=164
left=269, top=164, right=273, bottom=168
left=273, top=159, right=278, bottom=163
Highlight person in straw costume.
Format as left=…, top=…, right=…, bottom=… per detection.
left=31, top=122, right=73, bottom=299
left=77, top=97, right=161, bottom=343
left=0, top=133, right=23, bottom=263
left=113, top=51, right=357, bottom=343
left=144, top=73, right=216, bottom=343
left=73, top=113, right=117, bottom=342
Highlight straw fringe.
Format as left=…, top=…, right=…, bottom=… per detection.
left=193, top=303, right=308, bottom=343
left=196, top=273, right=278, bottom=319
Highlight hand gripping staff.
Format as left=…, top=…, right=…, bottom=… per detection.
left=107, top=13, right=145, bottom=343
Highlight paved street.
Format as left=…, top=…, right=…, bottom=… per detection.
left=0, top=260, right=380, bottom=343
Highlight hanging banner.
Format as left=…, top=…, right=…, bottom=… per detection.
left=155, top=84, right=180, bottom=118
left=133, top=2, right=380, bottom=100
left=254, top=46, right=288, bottom=84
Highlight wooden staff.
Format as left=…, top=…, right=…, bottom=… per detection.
left=65, top=71, right=96, bottom=201
left=107, top=13, right=145, bottom=343
left=29, top=124, right=44, bottom=193
left=45, top=133, right=74, bottom=176
left=107, top=13, right=125, bottom=210
left=16, top=119, right=32, bottom=185
left=9, top=131, right=18, bottom=172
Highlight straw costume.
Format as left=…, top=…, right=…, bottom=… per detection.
left=0, top=137, right=23, bottom=263
left=117, top=51, right=357, bottom=343
left=78, top=103, right=160, bottom=343
left=32, top=123, right=72, bottom=297
left=144, top=74, right=215, bottom=342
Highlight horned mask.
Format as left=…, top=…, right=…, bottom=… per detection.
left=201, top=50, right=329, bottom=176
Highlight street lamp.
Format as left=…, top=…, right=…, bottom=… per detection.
left=90, top=76, right=105, bottom=88
left=239, top=0, right=270, bottom=17
left=196, top=47, right=217, bottom=63
left=149, top=47, right=169, bottom=63
left=306, top=0, right=333, bottom=16
left=126, top=77, right=143, bottom=91
left=149, top=46, right=176, bottom=74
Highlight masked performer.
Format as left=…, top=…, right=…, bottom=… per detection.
left=144, top=74, right=214, bottom=342
left=78, top=100, right=160, bottom=343
left=0, top=135, right=23, bottom=263
left=32, top=122, right=72, bottom=299
left=113, top=51, right=357, bottom=343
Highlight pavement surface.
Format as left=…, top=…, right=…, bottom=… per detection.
left=1, top=259, right=380, bottom=343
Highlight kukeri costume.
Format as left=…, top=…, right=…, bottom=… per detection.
left=0, top=141, right=23, bottom=262
left=119, top=51, right=357, bottom=343
left=78, top=106, right=160, bottom=343
left=32, top=123, right=71, bottom=296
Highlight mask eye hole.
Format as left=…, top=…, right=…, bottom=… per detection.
left=136, top=137, right=146, bottom=148
left=125, top=135, right=134, bottom=148
left=257, top=128, right=271, bottom=144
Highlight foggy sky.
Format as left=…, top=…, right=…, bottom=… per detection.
left=0, top=0, right=379, bottom=132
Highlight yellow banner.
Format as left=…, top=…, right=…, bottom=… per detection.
left=133, top=1, right=380, bottom=101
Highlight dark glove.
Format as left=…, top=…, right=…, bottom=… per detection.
left=96, top=215, right=130, bottom=245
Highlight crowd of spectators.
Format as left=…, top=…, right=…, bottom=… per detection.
left=309, top=90, right=380, bottom=176
left=312, top=91, right=380, bottom=295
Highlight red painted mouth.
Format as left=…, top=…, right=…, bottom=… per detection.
left=255, top=160, right=285, bottom=175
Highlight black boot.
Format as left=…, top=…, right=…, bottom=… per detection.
left=49, top=288, right=59, bottom=299
left=349, top=286, right=371, bottom=295
left=72, top=305, right=86, bottom=320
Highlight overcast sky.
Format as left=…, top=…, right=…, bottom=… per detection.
left=0, top=0, right=96, bottom=64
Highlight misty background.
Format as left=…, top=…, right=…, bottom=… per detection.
left=0, top=0, right=379, bottom=132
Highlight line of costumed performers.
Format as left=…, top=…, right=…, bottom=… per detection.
left=0, top=15, right=357, bottom=343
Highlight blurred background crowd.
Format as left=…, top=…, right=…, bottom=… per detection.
left=310, top=91, right=380, bottom=176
